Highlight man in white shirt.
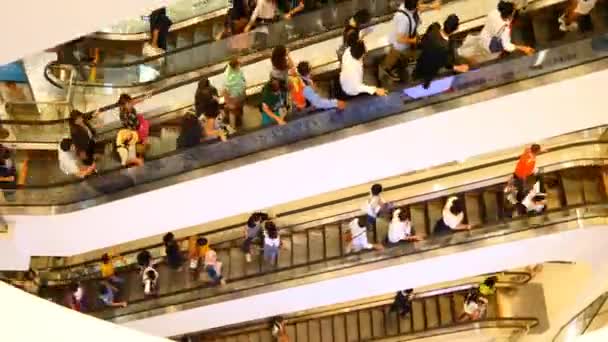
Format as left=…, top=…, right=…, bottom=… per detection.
left=340, top=40, right=387, bottom=98
left=347, top=218, right=383, bottom=253
left=559, top=0, right=598, bottom=31
left=381, top=0, right=440, bottom=80
left=58, top=138, right=95, bottom=178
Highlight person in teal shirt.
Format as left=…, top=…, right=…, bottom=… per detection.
left=260, top=78, right=288, bottom=126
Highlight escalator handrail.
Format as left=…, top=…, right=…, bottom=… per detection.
left=99, top=203, right=608, bottom=321
left=552, top=291, right=608, bottom=342
left=37, top=140, right=607, bottom=278
left=195, top=273, right=534, bottom=337
left=15, top=33, right=608, bottom=191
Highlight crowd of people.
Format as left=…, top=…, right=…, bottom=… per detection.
left=55, top=0, right=600, bottom=178
left=61, top=143, right=546, bottom=313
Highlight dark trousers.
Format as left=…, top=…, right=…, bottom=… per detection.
left=381, top=47, right=413, bottom=77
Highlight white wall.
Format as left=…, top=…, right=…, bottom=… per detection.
left=123, top=225, right=608, bottom=337
left=1, top=63, right=607, bottom=270
left=0, top=281, right=170, bottom=342
left=0, top=0, right=170, bottom=64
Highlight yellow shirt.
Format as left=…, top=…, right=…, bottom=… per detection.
left=116, top=129, right=139, bottom=147
left=100, top=262, right=114, bottom=278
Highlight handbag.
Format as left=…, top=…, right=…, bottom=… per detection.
left=136, top=114, right=150, bottom=144
left=488, top=25, right=507, bottom=53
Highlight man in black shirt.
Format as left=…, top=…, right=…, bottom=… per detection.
left=413, top=14, right=468, bottom=89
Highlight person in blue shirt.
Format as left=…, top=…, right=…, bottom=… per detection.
left=296, top=61, right=346, bottom=110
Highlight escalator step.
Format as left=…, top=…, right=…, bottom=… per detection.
left=464, top=192, right=483, bottom=227
left=247, top=332, right=260, bottom=342
left=285, top=325, right=296, bottom=342
left=482, top=191, right=500, bottom=223
left=339, top=224, right=350, bottom=255
left=277, top=236, right=292, bottom=269
left=308, top=319, right=322, bottom=342
left=345, top=312, right=359, bottom=342
left=320, top=317, right=334, bottom=342
left=424, top=297, right=440, bottom=329
left=485, top=294, right=499, bottom=319
left=308, top=228, right=325, bottom=262
left=544, top=175, right=565, bottom=210
left=438, top=295, right=454, bottom=325
left=385, top=307, right=400, bottom=336
left=371, top=308, right=386, bottom=338
left=259, top=330, right=273, bottom=342
left=409, top=205, right=428, bottom=238
left=375, top=218, right=389, bottom=244
left=332, top=314, right=347, bottom=342
left=296, top=322, right=309, bottom=342
left=399, top=312, right=413, bottom=334
left=452, top=293, right=466, bottom=321
left=426, top=200, right=444, bottom=235
left=292, top=232, right=309, bottom=265
left=411, top=300, right=426, bottom=331
left=324, top=225, right=342, bottom=258
left=561, top=170, right=585, bottom=205
left=229, top=247, right=246, bottom=280
left=245, top=248, right=261, bottom=276
left=217, top=249, right=231, bottom=281
left=582, top=170, right=604, bottom=203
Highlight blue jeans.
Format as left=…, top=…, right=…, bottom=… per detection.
left=205, top=265, right=222, bottom=283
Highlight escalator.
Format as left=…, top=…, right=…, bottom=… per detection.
left=44, top=0, right=395, bottom=90
left=32, top=137, right=608, bottom=324
left=2, top=0, right=606, bottom=208
left=183, top=273, right=537, bottom=342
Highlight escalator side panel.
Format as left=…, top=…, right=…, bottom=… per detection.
left=360, top=309, right=375, bottom=341
left=332, top=314, right=347, bottom=342
left=296, top=322, right=309, bottom=342
left=308, top=228, right=325, bottom=263
left=409, top=205, right=428, bottom=239
left=320, top=317, right=334, bottom=342
left=345, top=312, right=359, bottom=342
left=411, top=300, right=426, bottom=332
left=482, top=190, right=500, bottom=223
left=324, top=225, right=341, bottom=259
left=229, top=247, right=246, bottom=280
left=438, top=295, right=454, bottom=326
left=308, top=319, right=322, bottom=342
left=424, top=297, right=440, bottom=329
left=292, top=233, right=309, bottom=266
left=373, top=308, right=388, bottom=338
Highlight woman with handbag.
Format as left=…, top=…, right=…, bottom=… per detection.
left=117, top=93, right=151, bottom=145
left=458, top=1, right=534, bottom=64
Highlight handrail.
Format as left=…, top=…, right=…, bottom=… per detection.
left=195, top=272, right=534, bottom=337
left=553, top=292, right=608, bottom=342
left=5, top=64, right=75, bottom=119
left=99, top=205, right=608, bottom=321
left=33, top=138, right=606, bottom=279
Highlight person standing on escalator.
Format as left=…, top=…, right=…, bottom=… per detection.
left=559, top=0, right=598, bottom=32
left=117, top=93, right=151, bottom=145
left=244, top=0, right=279, bottom=33
left=339, top=40, right=387, bottom=98
left=389, top=289, right=414, bottom=318
left=164, top=232, right=185, bottom=271
left=149, top=8, right=173, bottom=51
left=458, top=1, right=534, bottom=64
left=413, top=15, right=469, bottom=89
left=433, top=196, right=472, bottom=235
left=337, top=9, right=372, bottom=61
left=381, top=0, right=441, bottom=81
left=511, top=144, right=542, bottom=197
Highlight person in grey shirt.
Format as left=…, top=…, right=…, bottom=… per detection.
left=381, top=0, right=440, bottom=81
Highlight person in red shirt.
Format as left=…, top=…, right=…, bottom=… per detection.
left=512, top=144, right=542, bottom=194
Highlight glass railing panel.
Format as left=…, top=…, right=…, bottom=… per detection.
left=98, top=0, right=230, bottom=35
left=553, top=292, right=608, bottom=342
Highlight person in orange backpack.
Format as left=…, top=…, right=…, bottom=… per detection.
left=292, top=62, right=346, bottom=111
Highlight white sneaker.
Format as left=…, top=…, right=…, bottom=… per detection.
left=245, top=253, right=252, bottom=263
left=220, top=278, right=226, bottom=286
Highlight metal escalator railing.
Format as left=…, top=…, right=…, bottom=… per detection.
left=3, top=27, right=608, bottom=210
left=184, top=274, right=537, bottom=341
left=93, top=0, right=229, bottom=39
left=35, top=137, right=608, bottom=283
left=34, top=153, right=608, bottom=321
left=553, top=292, right=608, bottom=342
left=44, top=0, right=397, bottom=89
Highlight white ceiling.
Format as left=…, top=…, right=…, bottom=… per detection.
left=0, top=0, right=171, bottom=64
